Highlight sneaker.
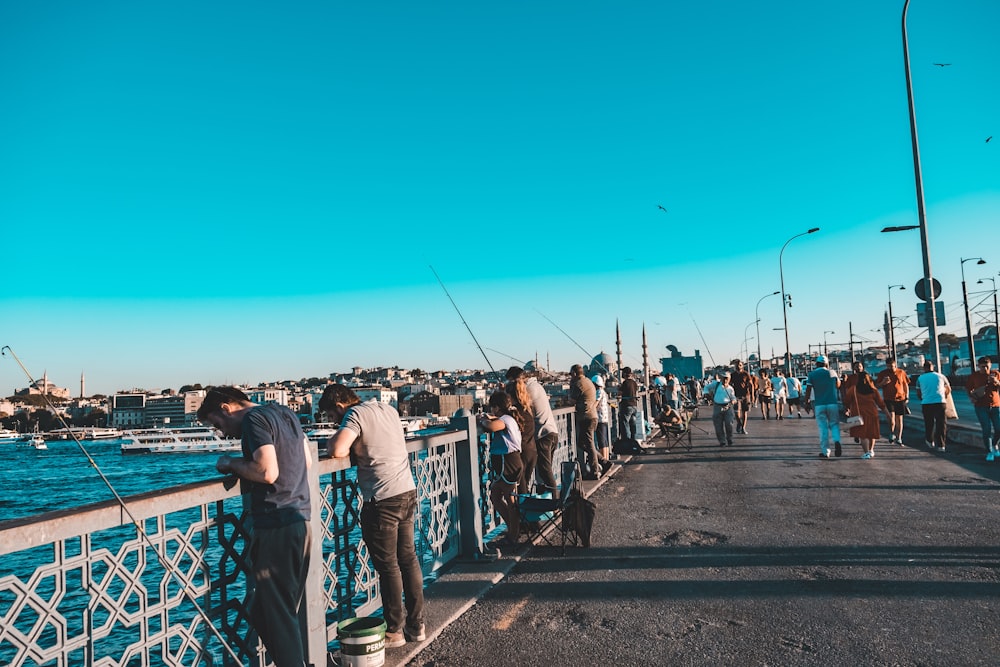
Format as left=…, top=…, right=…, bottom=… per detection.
left=742, top=428, right=750, bottom=436
left=385, top=631, right=406, bottom=648
left=819, top=451, right=831, bottom=458
left=898, top=439, right=905, bottom=447
left=861, top=452, right=872, bottom=460
left=939, top=445, right=946, bottom=452
left=925, top=441, right=934, bottom=449
left=600, top=459, right=613, bottom=474
left=834, top=442, right=842, bottom=457
left=889, top=434, right=897, bottom=443
left=986, top=451, right=995, bottom=462
left=405, top=623, right=426, bottom=642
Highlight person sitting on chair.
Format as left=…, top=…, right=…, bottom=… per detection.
left=655, top=403, right=683, bottom=430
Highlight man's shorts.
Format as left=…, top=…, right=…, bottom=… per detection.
left=885, top=400, right=908, bottom=416
left=490, top=452, right=523, bottom=492
left=788, top=397, right=801, bottom=407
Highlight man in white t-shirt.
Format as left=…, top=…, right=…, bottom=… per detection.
left=916, top=361, right=951, bottom=451
left=770, top=370, right=789, bottom=420
left=704, top=372, right=737, bottom=447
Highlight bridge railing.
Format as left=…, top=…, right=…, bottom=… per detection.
left=0, top=408, right=578, bottom=666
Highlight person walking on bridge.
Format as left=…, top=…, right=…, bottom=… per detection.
left=704, top=372, right=736, bottom=447
left=843, top=361, right=890, bottom=459
left=966, top=356, right=1000, bottom=461
left=730, top=360, right=755, bottom=435
left=916, top=361, right=951, bottom=452
left=804, top=355, right=842, bottom=458
left=875, top=357, right=910, bottom=446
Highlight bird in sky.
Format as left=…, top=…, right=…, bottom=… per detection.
left=987, top=136, right=993, bottom=143
left=657, top=204, right=667, bottom=213
left=933, top=63, right=952, bottom=67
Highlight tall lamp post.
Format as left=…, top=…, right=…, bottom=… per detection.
left=779, top=228, right=820, bottom=375
left=743, top=320, right=758, bottom=364
left=887, top=284, right=905, bottom=359
left=756, top=291, right=780, bottom=371
left=976, top=275, right=999, bottom=359
left=961, top=257, right=986, bottom=365
left=900, top=0, right=940, bottom=369
left=823, top=330, right=835, bottom=356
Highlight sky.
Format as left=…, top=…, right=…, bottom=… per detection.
left=2, top=1, right=998, bottom=396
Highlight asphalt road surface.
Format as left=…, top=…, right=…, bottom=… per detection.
left=397, top=410, right=1000, bottom=667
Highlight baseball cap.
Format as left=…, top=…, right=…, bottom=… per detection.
left=591, top=374, right=605, bottom=387
left=815, top=355, right=827, bottom=364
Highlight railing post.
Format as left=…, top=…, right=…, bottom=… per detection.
left=304, top=444, right=327, bottom=666
left=451, top=409, right=484, bottom=557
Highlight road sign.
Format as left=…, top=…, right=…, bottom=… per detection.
left=916, top=301, right=946, bottom=327
left=914, top=278, right=942, bottom=301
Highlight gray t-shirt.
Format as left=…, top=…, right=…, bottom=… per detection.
left=807, top=367, right=840, bottom=406
left=526, top=377, right=557, bottom=437
left=242, top=403, right=311, bottom=527
left=340, top=399, right=416, bottom=502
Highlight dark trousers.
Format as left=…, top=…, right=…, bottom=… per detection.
left=519, top=435, right=537, bottom=493
left=922, top=403, right=947, bottom=447
left=576, top=413, right=599, bottom=471
left=360, top=489, right=424, bottom=635
left=534, top=431, right=559, bottom=492
left=619, top=405, right=639, bottom=440
left=249, top=521, right=311, bottom=667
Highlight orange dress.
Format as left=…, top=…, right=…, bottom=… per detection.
left=843, top=374, right=886, bottom=440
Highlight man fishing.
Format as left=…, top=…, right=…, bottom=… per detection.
left=200, top=386, right=312, bottom=667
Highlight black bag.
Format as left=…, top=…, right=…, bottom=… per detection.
left=613, top=437, right=642, bottom=455
left=563, top=489, right=596, bottom=547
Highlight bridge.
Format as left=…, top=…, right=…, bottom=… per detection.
left=1, top=399, right=996, bottom=666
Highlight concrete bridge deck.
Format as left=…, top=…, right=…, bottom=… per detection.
left=386, top=409, right=1000, bottom=666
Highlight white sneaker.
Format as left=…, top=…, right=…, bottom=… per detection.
left=861, top=451, right=873, bottom=460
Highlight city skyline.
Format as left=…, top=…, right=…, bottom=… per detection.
left=2, top=2, right=997, bottom=396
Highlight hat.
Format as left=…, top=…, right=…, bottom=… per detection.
left=721, top=371, right=731, bottom=378
left=815, top=355, right=827, bottom=364
left=591, top=374, right=605, bottom=387
left=653, top=376, right=666, bottom=387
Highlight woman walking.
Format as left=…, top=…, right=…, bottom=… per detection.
left=843, top=361, right=890, bottom=459
left=758, top=369, right=774, bottom=420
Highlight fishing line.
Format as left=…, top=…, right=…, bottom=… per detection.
left=680, top=303, right=717, bottom=367
left=484, top=347, right=526, bottom=365
left=534, top=310, right=610, bottom=374
left=2, top=345, right=244, bottom=664
left=429, top=265, right=500, bottom=380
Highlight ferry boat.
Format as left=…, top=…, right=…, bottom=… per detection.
left=120, top=427, right=241, bottom=454
left=304, top=422, right=339, bottom=443
left=47, top=426, right=121, bottom=441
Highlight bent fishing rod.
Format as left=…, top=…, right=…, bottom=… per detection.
left=1, top=345, right=244, bottom=663
left=534, top=309, right=610, bottom=375
left=429, top=265, right=501, bottom=382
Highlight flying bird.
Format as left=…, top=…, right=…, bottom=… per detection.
left=932, top=63, right=951, bottom=67
left=657, top=204, right=667, bottom=213
left=987, top=136, right=993, bottom=143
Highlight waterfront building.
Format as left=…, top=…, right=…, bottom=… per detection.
left=659, top=345, right=705, bottom=381
left=110, top=393, right=146, bottom=428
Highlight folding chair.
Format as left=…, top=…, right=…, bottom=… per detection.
left=517, top=460, right=581, bottom=555
left=659, top=410, right=693, bottom=452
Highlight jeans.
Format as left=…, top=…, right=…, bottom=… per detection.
left=619, top=405, right=639, bottom=440
left=711, top=404, right=735, bottom=445
left=974, top=405, right=1000, bottom=450
left=534, top=431, right=559, bottom=492
left=360, top=489, right=424, bottom=635
left=249, top=521, right=311, bottom=667
left=814, top=403, right=840, bottom=453
left=922, top=403, right=947, bottom=447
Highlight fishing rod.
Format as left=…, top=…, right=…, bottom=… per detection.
left=1, top=345, right=244, bottom=664
left=484, top=347, right=527, bottom=365
left=429, top=265, right=500, bottom=381
left=534, top=309, right=610, bottom=374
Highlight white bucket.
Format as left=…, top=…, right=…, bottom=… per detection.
left=338, top=616, right=387, bottom=667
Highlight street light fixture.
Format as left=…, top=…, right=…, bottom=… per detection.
left=779, top=228, right=820, bottom=375
left=961, top=257, right=986, bottom=365
left=743, top=320, right=759, bottom=364
left=756, top=291, right=780, bottom=372
left=976, top=275, right=999, bottom=360
left=899, top=0, right=940, bottom=370
left=823, top=330, right=835, bottom=356
left=887, top=284, right=905, bottom=359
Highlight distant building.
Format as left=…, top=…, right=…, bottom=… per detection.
left=659, top=346, right=705, bottom=380
left=246, top=388, right=289, bottom=407
left=355, top=386, right=398, bottom=408
left=19, top=371, right=70, bottom=399
left=408, top=391, right=475, bottom=417
left=110, top=393, right=146, bottom=428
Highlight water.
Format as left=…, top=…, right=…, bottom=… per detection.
left=0, top=437, right=228, bottom=523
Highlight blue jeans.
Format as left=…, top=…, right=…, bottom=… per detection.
left=619, top=405, right=638, bottom=440
left=814, top=403, right=840, bottom=453
left=974, top=405, right=1000, bottom=449
left=360, top=489, right=424, bottom=634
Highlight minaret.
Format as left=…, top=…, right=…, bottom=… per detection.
left=81, top=372, right=86, bottom=399
left=642, top=324, right=650, bottom=418
left=615, top=320, right=623, bottom=384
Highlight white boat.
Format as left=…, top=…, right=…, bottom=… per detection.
left=304, top=422, right=340, bottom=442
left=47, top=426, right=121, bottom=441
left=120, top=427, right=241, bottom=454
left=9, top=434, right=48, bottom=450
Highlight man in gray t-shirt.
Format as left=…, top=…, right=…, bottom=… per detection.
left=804, top=355, right=842, bottom=458
left=321, top=385, right=424, bottom=648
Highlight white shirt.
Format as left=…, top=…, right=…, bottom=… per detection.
left=706, top=380, right=736, bottom=405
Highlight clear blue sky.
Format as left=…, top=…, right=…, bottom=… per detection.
left=2, top=1, right=998, bottom=396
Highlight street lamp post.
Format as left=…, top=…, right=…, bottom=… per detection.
left=888, top=284, right=905, bottom=359
left=976, top=275, right=1000, bottom=360
left=779, top=228, right=820, bottom=376
left=756, top=291, right=780, bottom=372
left=961, top=257, right=986, bottom=365
left=743, top=320, right=758, bottom=364
left=900, top=0, right=940, bottom=369
left=823, top=330, right=834, bottom=356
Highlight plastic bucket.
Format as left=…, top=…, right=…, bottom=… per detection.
left=338, top=616, right=387, bottom=667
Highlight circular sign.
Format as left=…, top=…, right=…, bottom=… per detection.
left=914, top=278, right=942, bottom=301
